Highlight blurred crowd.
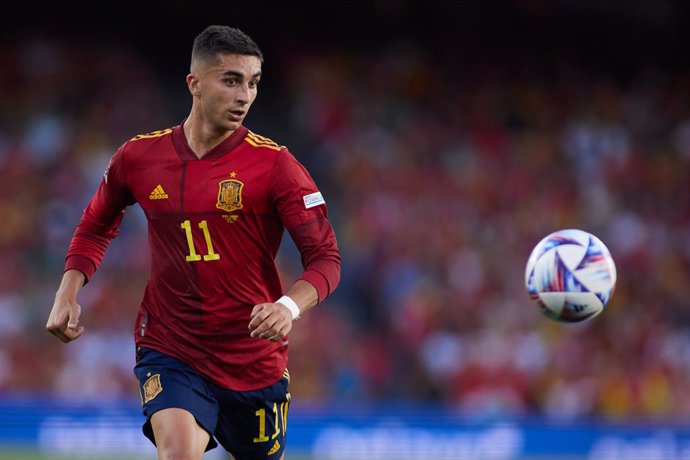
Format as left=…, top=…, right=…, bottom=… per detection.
left=2, top=16, right=690, bottom=422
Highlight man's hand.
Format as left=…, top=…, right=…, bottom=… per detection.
left=46, top=296, right=85, bottom=343
left=46, top=270, right=86, bottom=343
left=248, top=302, right=293, bottom=342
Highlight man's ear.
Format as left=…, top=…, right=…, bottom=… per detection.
left=187, top=73, right=201, bottom=96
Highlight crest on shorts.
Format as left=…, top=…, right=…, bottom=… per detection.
left=216, top=179, right=244, bottom=213
left=143, top=373, right=163, bottom=403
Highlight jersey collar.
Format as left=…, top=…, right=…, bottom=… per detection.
left=172, top=121, right=248, bottom=161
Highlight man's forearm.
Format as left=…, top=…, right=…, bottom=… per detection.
left=56, top=269, right=86, bottom=299
left=283, top=279, right=319, bottom=317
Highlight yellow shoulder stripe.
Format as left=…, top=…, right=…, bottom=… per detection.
left=248, top=131, right=274, bottom=143
left=245, top=131, right=282, bottom=151
left=130, top=128, right=173, bottom=142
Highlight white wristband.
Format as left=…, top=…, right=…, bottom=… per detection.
left=276, top=295, right=300, bottom=320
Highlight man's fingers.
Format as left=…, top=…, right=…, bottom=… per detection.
left=267, top=326, right=289, bottom=342
left=52, top=324, right=84, bottom=343
left=49, top=328, right=70, bottom=343
left=248, top=302, right=294, bottom=340
left=248, top=304, right=267, bottom=329
left=250, top=304, right=263, bottom=319
left=68, top=325, right=85, bottom=340
left=67, top=303, right=82, bottom=328
left=250, top=315, right=279, bottom=337
left=46, top=302, right=84, bottom=343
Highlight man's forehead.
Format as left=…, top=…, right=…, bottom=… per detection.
left=211, top=54, right=262, bottom=74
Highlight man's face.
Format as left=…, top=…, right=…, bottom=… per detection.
left=190, top=53, right=262, bottom=132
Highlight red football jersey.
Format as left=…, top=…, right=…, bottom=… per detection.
left=65, top=123, right=341, bottom=391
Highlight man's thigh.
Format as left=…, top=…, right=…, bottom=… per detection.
left=151, top=407, right=210, bottom=459
left=133, top=346, right=220, bottom=452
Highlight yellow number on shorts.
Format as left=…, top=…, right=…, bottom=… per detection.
left=253, top=402, right=290, bottom=443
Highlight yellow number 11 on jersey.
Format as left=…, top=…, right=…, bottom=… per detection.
left=180, top=219, right=221, bottom=261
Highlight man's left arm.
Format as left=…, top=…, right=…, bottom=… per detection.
left=248, top=215, right=341, bottom=341
left=248, top=150, right=341, bottom=342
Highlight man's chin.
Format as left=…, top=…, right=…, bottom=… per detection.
left=221, top=119, right=242, bottom=132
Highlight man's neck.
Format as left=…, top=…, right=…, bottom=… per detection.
left=182, top=116, right=235, bottom=159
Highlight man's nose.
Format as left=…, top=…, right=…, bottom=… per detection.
left=236, top=84, right=251, bottom=104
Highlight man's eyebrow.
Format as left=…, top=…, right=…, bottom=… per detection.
left=221, top=70, right=262, bottom=79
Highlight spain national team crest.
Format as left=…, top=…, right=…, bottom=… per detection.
left=217, top=179, right=244, bottom=213
left=143, top=373, right=163, bottom=403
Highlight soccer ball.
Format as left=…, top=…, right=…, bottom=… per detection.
left=525, top=229, right=617, bottom=323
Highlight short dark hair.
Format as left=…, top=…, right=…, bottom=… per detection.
left=191, top=25, right=263, bottom=66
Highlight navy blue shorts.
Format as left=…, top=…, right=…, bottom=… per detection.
left=133, top=347, right=291, bottom=459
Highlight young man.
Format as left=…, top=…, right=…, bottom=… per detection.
left=46, top=25, right=341, bottom=460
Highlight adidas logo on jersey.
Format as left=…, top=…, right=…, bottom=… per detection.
left=149, top=185, right=169, bottom=200
left=267, top=439, right=281, bottom=456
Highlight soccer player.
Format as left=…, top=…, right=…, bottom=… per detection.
left=46, top=25, right=341, bottom=460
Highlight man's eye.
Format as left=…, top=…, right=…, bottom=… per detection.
left=225, top=79, right=238, bottom=86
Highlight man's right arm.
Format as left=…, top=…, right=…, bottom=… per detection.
left=46, top=145, right=136, bottom=342
left=46, top=181, right=127, bottom=343
left=64, top=146, right=135, bottom=282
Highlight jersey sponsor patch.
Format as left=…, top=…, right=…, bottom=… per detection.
left=303, top=191, right=325, bottom=209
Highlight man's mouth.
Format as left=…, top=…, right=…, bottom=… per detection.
left=228, top=110, right=244, bottom=121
